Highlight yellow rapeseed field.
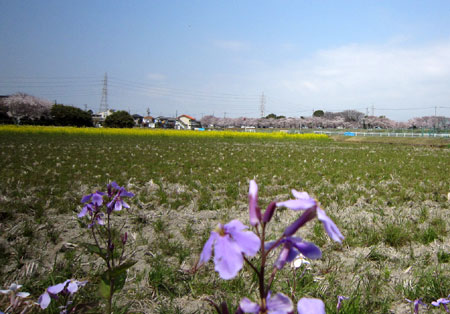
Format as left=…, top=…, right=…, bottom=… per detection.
left=0, top=125, right=328, bottom=140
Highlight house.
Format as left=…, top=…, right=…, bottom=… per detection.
left=92, top=109, right=115, bottom=127
left=177, top=114, right=202, bottom=130
left=155, top=116, right=176, bottom=129
left=143, top=116, right=155, bottom=128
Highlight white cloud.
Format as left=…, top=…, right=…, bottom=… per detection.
left=261, top=40, right=450, bottom=119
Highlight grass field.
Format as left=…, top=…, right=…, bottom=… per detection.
left=0, top=127, right=448, bottom=313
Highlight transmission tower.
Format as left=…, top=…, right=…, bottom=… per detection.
left=99, top=73, right=108, bottom=113
left=260, top=92, right=266, bottom=118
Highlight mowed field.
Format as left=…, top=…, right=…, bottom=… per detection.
left=0, top=127, right=449, bottom=313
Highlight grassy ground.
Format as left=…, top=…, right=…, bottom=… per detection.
left=331, top=135, right=450, bottom=147
left=0, top=129, right=448, bottom=313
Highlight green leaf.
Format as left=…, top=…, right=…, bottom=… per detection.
left=98, top=278, right=110, bottom=299
left=100, top=268, right=128, bottom=295
left=113, top=271, right=127, bottom=292
left=110, top=260, right=137, bottom=277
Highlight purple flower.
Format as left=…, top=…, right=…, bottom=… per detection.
left=337, top=295, right=349, bottom=312
left=107, top=182, right=134, bottom=212
left=248, top=180, right=261, bottom=226
left=240, top=292, right=293, bottom=313
left=88, top=212, right=105, bottom=228
left=199, top=219, right=261, bottom=280
left=405, top=298, right=427, bottom=314
left=265, top=237, right=321, bottom=269
left=78, top=191, right=105, bottom=218
left=276, top=189, right=316, bottom=211
left=297, top=298, right=325, bottom=314
left=432, top=296, right=450, bottom=313
left=278, top=190, right=344, bottom=243
left=0, top=283, right=30, bottom=308
left=38, top=279, right=87, bottom=309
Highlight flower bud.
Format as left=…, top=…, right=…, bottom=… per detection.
left=262, top=201, right=276, bottom=223
left=121, top=232, right=128, bottom=245
left=248, top=180, right=261, bottom=226
left=283, top=208, right=316, bottom=237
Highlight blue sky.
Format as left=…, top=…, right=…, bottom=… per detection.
left=1, top=1, right=450, bottom=121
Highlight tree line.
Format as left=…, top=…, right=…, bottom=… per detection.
left=1, top=92, right=448, bottom=130
left=0, top=93, right=134, bottom=128
left=201, top=110, right=449, bottom=130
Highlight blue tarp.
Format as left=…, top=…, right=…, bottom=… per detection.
left=344, top=132, right=356, bottom=136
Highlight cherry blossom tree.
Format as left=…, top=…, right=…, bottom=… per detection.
left=3, top=93, right=52, bottom=123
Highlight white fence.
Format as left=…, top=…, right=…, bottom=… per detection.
left=313, top=131, right=450, bottom=138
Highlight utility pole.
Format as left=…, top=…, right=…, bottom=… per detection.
left=224, top=112, right=227, bottom=119
left=99, top=73, right=108, bottom=113
left=366, top=107, right=369, bottom=116
left=260, top=92, right=266, bottom=118
left=147, top=107, right=150, bottom=116
left=371, top=104, right=375, bottom=116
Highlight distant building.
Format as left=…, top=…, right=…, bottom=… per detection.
left=155, top=116, right=176, bottom=129
left=92, top=109, right=115, bottom=127
left=177, top=114, right=202, bottom=130
left=143, top=116, right=155, bottom=128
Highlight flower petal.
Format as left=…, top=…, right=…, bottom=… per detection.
left=276, top=198, right=316, bottom=211
left=199, top=232, right=217, bottom=265
left=92, top=193, right=103, bottom=206
left=67, top=281, right=78, bottom=294
left=229, top=229, right=261, bottom=257
left=297, top=298, right=325, bottom=314
left=290, top=240, right=322, bottom=260
left=114, top=200, right=122, bottom=211
left=214, top=234, right=244, bottom=280
left=224, top=219, right=248, bottom=232
left=267, top=292, right=294, bottom=313
left=38, top=292, right=51, bottom=309
left=47, top=281, right=67, bottom=294
left=291, top=190, right=311, bottom=200
left=239, top=297, right=260, bottom=313
left=78, top=205, right=88, bottom=218
left=317, top=208, right=344, bottom=243
left=9, top=283, right=21, bottom=291
left=81, top=193, right=92, bottom=203
left=16, top=291, right=30, bottom=298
